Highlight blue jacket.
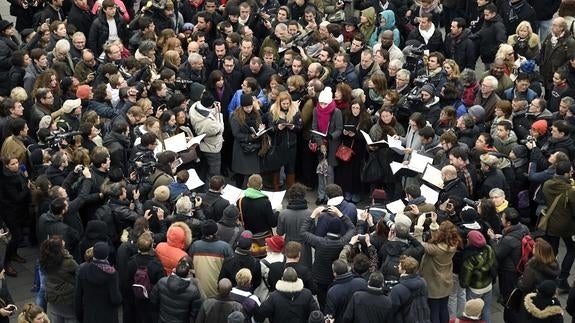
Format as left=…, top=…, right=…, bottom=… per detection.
left=503, top=87, right=538, bottom=102
left=227, top=89, right=268, bottom=116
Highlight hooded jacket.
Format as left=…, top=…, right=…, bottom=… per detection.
left=188, top=101, right=224, bottom=153
left=38, top=211, right=81, bottom=255
left=325, top=272, right=367, bottom=322
left=331, top=63, right=360, bottom=89
left=494, top=131, right=519, bottom=156
left=444, top=28, right=476, bottom=70
left=369, top=10, right=400, bottom=47
left=75, top=260, right=122, bottom=323
left=155, top=222, right=192, bottom=275
left=238, top=188, right=277, bottom=235
left=542, top=176, right=575, bottom=238
left=255, top=278, right=319, bottom=323
left=518, top=259, right=560, bottom=294
left=491, top=223, right=530, bottom=272
left=342, top=286, right=393, bottom=323
left=522, top=293, right=564, bottom=323
left=390, top=273, right=431, bottom=323
left=358, top=7, right=376, bottom=42
left=459, top=245, right=496, bottom=291
left=476, top=14, right=507, bottom=63
left=45, top=250, right=78, bottom=305
left=150, top=274, right=203, bottom=323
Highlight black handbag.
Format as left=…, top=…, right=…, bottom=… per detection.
left=239, top=140, right=261, bottom=153
left=261, top=134, right=285, bottom=172
left=360, top=152, right=384, bottom=183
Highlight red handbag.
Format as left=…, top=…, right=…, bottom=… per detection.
left=336, top=140, right=354, bottom=162
left=308, top=140, right=318, bottom=153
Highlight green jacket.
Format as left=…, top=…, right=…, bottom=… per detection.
left=45, top=251, right=78, bottom=305
left=459, top=245, right=496, bottom=290
left=542, top=176, right=575, bottom=238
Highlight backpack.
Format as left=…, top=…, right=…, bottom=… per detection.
left=261, top=258, right=285, bottom=292
left=515, top=234, right=535, bottom=274
left=132, top=265, right=152, bottom=299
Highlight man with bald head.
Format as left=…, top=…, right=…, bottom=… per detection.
left=438, top=165, right=468, bottom=206
left=374, top=30, right=404, bottom=63
left=196, top=278, right=243, bottom=323
left=307, top=62, right=330, bottom=82
left=540, top=17, right=575, bottom=88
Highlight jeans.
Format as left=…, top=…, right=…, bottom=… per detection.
left=317, top=165, right=334, bottom=200
left=467, top=288, right=493, bottom=323
left=35, top=265, right=46, bottom=311
left=448, top=274, right=466, bottom=318
left=428, top=296, right=449, bottom=323
left=538, top=19, right=552, bottom=42
left=48, top=302, right=78, bottom=323
left=545, top=235, right=575, bottom=281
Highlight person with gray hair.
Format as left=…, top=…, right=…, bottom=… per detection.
left=556, top=96, right=575, bottom=120
left=50, top=39, right=75, bottom=78
left=539, top=17, right=575, bottom=87
left=167, top=195, right=206, bottom=243
left=183, top=52, right=206, bottom=84
left=475, top=75, right=501, bottom=120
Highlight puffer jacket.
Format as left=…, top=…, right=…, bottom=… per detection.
left=390, top=273, right=431, bottom=323
left=459, top=245, right=496, bottom=291
left=150, top=274, right=203, bottom=323
left=188, top=102, right=224, bottom=153
left=155, top=222, right=192, bottom=275
left=254, top=278, right=319, bottom=323
left=491, top=223, right=530, bottom=272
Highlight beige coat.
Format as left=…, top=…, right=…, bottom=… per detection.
left=414, top=225, right=457, bottom=299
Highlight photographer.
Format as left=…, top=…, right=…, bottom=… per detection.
left=166, top=195, right=205, bottom=243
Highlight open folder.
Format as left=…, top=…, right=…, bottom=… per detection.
left=164, top=133, right=206, bottom=153
left=390, top=151, right=434, bottom=174
left=421, top=164, right=444, bottom=189
left=184, top=169, right=204, bottom=190
left=221, top=185, right=286, bottom=210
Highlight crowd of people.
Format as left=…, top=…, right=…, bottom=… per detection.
left=1, top=0, right=575, bottom=321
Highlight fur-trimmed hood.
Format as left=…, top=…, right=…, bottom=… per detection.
left=507, top=33, right=539, bottom=49
left=275, top=278, right=304, bottom=294
left=166, top=221, right=192, bottom=250
left=523, top=293, right=564, bottom=319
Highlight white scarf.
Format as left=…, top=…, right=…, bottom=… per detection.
left=551, top=31, right=565, bottom=47
left=419, top=23, right=436, bottom=44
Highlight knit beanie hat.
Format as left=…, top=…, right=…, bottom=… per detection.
left=222, top=205, right=240, bottom=220
left=240, top=93, right=253, bottom=107
left=512, top=145, right=529, bottom=159
left=308, top=310, right=325, bottom=323
left=153, top=186, right=170, bottom=202
left=200, top=91, right=215, bottom=108
left=93, top=241, right=110, bottom=260
left=189, top=83, right=206, bottom=102
left=463, top=298, right=484, bottom=320
left=537, top=280, right=557, bottom=298
left=202, top=219, right=218, bottom=236
left=265, top=235, right=284, bottom=253
left=531, top=120, right=548, bottom=136
left=468, top=105, right=486, bottom=122
left=420, top=83, right=435, bottom=96
left=236, top=230, right=253, bottom=250
left=460, top=206, right=479, bottom=223
left=76, top=85, right=92, bottom=100
left=467, top=230, right=486, bottom=248
left=318, top=87, right=333, bottom=104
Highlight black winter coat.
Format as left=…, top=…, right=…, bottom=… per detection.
left=325, top=272, right=367, bottom=322
left=444, top=29, right=476, bottom=70
left=218, top=251, right=263, bottom=292
left=342, top=287, right=393, bottom=323
left=407, top=27, right=444, bottom=54
left=255, top=278, right=319, bottom=323
left=150, top=274, right=203, bottom=323
left=87, top=12, right=128, bottom=54
left=491, top=223, right=529, bottom=272
left=438, top=177, right=468, bottom=206
left=0, top=168, right=30, bottom=223
left=67, top=3, right=93, bottom=36
left=518, top=259, right=560, bottom=294
left=476, top=15, right=507, bottom=64
left=0, top=35, right=19, bottom=95
left=238, top=195, right=277, bottom=235
left=75, top=260, right=122, bottom=323
left=390, top=273, right=431, bottom=323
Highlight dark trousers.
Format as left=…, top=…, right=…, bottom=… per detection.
left=498, top=270, right=519, bottom=302
left=428, top=296, right=449, bottom=323
left=545, top=235, right=575, bottom=280
left=4, top=217, right=23, bottom=264
left=316, top=283, right=329, bottom=311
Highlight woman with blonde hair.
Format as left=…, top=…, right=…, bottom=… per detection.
left=265, top=91, right=302, bottom=189
left=507, top=21, right=539, bottom=60
left=414, top=213, right=462, bottom=323
left=162, top=37, right=184, bottom=57
left=162, top=50, right=181, bottom=74
left=133, top=116, right=164, bottom=154
left=18, top=303, right=49, bottom=323
left=495, top=43, right=526, bottom=78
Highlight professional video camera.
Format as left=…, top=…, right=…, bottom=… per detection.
left=403, top=43, right=426, bottom=75
left=405, top=75, right=430, bottom=103
left=45, top=131, right=82, bottom=150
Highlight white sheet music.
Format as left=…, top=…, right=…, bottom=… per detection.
left=409, top=151, right=434, bottom=173
left=221, top=184, right=244, bottom=205
left=387, top=135, right=405, bottom=150
left=184, top=169, right=204, bottom=190
left=360, top=130, right=387, bottom=145
left=188, top=133, right=206, bottom=147
left=386, top=199, right=406, bottom=214
left=421, top=164, right=444, bottom=189
left=420, top=184, right=440, bottom=205
left=163, top=132, right=188, bottom=153
left=261, top=190, right=287, bottom=210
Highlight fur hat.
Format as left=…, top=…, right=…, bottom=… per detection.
left=76, top=85, right=92, bottom=100
left=202, top=219, right=218, bottom=236
left=420, top=84, right=435, bottom=96
left=463, top=298, right=484, bottom=320
left=318, top=87, right=333, bottom=104
left=93, top=241, right=110, bottom=260
left=153, top=185, right=170, bottom=202
left=467, top=230, right=486, bottom=248
left=240, top=93, right=253, bottom=107
left=237, top=230, right=253, bottom=250
left=530, top=120, right=548, bottom=136
left=265, top=235, right=284, bottom=253
left=62, top=98, right=82, bottom=113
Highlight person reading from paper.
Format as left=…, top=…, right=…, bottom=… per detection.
left=402, top=185, right=436, bottom=227
left=392, top=113, right=429, bottom=189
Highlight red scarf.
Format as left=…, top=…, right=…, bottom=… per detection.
left=316, top=101, right=336, bottom=134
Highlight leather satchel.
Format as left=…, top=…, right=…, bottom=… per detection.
left=335, top=141, right=354, bottom=162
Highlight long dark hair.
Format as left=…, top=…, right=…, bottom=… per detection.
left=39, top=237, right=65, bottom=273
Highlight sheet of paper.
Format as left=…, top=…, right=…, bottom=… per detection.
left=390, top=161, right=405, bottom=175
left=422, top=164, right=444, bottom=189
left=163, top=132, right=188, bottom=153
left=310, top=130, right=327, bottom=137
left=386, top=199, right=406, bottom=214
left=221, top=184, right=244, bottom=205
left=408, top=151, right=434, bottom=173
left=262, top=190, right=286, bottom=210
left=188, top=133, right=206, bottom=147
left=360, top=130, right=387, bottom=145
left=184, top=169, right=204, bottom=190
left=420, top=184, right=440, bottom=205
left=387, top=135, right=405, bottom=150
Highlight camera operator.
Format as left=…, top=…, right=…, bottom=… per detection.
left=166, top=195, right=206, bottom=243
left=527, top=120, right=575, bottom=170
left=411, top=84, right=441, bottom=126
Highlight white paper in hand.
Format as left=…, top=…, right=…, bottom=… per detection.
left=262, top=190, right=286, bottom=210
left=163, top=133, right=188, bottom=153
left=221, top=185, right=244, bottom=205
left=184, top=169, right=204, bottom=190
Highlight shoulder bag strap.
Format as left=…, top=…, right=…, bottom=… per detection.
left=546, top=193, right=563, bottom=216
left=238, top=197, right=245, bottom=226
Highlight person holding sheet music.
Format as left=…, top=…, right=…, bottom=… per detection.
left=230, top=94, right=265, bottom=188
left=396, top=112, right=428, bottom=190
left=266, top=91, right=303, bottom=190
left=335, top=99, right=371, bottom=203
left=311, top=87, right=343, bottom=205
left=132, top=116, right=164, bottom=156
